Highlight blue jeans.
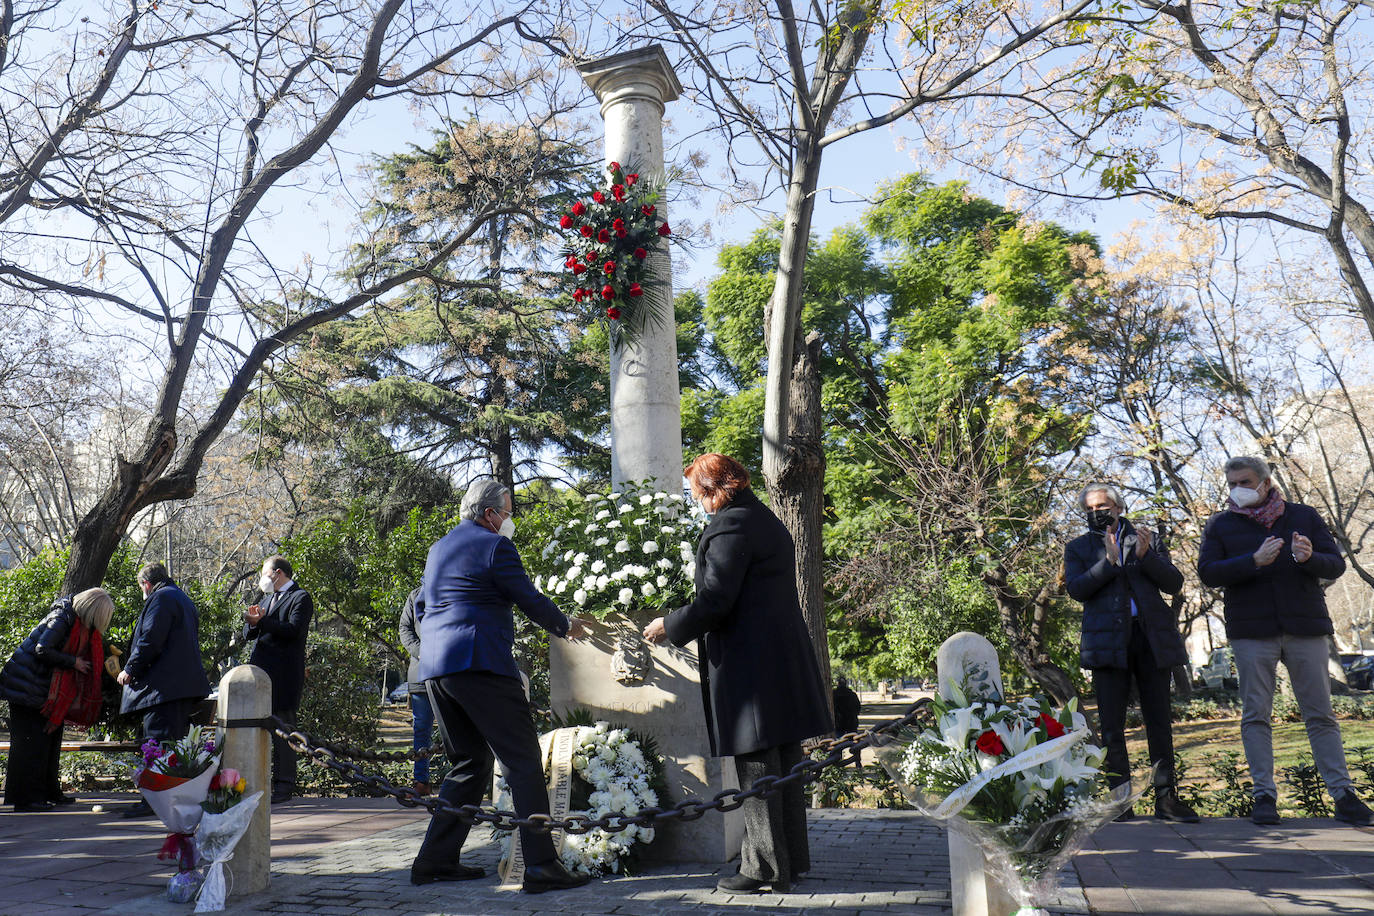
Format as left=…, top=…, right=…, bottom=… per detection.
left=410, top=689, right=435, bottom=783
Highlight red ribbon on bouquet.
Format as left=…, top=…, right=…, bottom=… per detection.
left=157, top=832, right=198, bottom=871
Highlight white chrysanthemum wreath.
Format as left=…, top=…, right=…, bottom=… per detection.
left=497, top=721, right=666, bottom=877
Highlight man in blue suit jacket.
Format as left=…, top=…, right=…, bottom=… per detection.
left=411, top=478, right=589, bottom=894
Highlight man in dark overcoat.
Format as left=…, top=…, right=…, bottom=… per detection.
left=1064, top=483, right=1196, bottom=822
left=244, top=554, right=313, bottom=804
left=118, top=562, right=212, bottom=817
left=1198, top=455, right=1372, bottom=827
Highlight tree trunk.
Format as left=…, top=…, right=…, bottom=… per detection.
left=767, top=330, right=832, bottom=701
left=983, top=564, right=1080, bottom=707
left=62, top=424, right=182, bottom=593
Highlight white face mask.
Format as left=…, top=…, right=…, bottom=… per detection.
left=498, top=517, right=516, bottom=540
left=1230, top=486, right=1263, bottom=508
left=259, top=574, right=275, bottom=593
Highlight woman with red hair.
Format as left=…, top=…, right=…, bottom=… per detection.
left=644, top=453, right=831, bottom=894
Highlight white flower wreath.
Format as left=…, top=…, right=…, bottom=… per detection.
left=496, top=722, right=660, bottom=877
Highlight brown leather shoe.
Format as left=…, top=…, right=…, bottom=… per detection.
left=411, top=780, right=432, bottom=797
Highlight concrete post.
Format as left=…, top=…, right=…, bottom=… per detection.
left=218, top=665, right=272, bottom=896
left=577, top=46, right=684, bottom=490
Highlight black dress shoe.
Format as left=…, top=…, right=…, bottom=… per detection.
left=521, top=860, right=590, bottom=894
left=49, top=794, right=77, bottom=806
left=410, top=862, right=486, bottom=885
left=14, top=801, right=56, bottom=813
left=271, top=790, right=293, bottom=804
left=122, top=800, right=155, bottom=818
left=1155, top=788, right=1200, bottom=823
left=716, top=872, right=769, bottom=893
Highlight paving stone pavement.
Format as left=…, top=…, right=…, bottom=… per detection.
left=102, top=809, right=1090, bottom=916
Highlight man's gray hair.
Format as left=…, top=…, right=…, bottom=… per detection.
left=1078, top=482, right=1126, bottom=512
left=1224, top=455, right=1272, bottom=482
left=461, top=478, right=509, bottom=521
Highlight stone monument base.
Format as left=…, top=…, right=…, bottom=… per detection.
left=550, top=613, right=743, bottom=863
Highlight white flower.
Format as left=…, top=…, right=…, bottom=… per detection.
left=574, top=589, right=588, bottom=606
left=591, top=559, right=606, bottom=573
left=582, top=577, right=597, bottom=593
left=584, top=523, right=597, bottom=534
left=596, top=575, right=609, bottom=589
left=556, top=579, right=568, bottom=594
left=685, top=561, right=696, bottom=578
left=615, top=539, right=630, bottom=553
left=642, top=540, right=659, bottom=554
left=661, top=525, right=675, bottom=534
left=618, top=503, right=634, bottom=514
left=546, top=577, right=560, bottom=592
left=640, top=494, right=653, bottom=505
left=641, top=582, right=657, bottom=597
left=618, top=587, right=634, bottom=605
left=595, top=509, right=612, bottom=520
left=534, top=575, right=544, bottom=590
left=657, top=558, right=674, bottom=570
left=606, top=519, right=622, bottom=529
left=594, top=537, right=610, bottom=547
left=568, top=565, right=582, bottom=581
left=633, top=518, right=648, bottom=526
left=656, top=575, right=669, bottom=587
left=542, top=543, right=556, bottom=558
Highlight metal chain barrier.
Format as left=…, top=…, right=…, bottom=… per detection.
left=268, top=696, right=934, bottom=835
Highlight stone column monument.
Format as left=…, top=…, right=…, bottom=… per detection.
left=549, top=45, right=742, bottom=864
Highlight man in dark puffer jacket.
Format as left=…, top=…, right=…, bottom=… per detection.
left=1198, top=455, right=1373, bottom=827
left=1065, top=482, right=1197, bottom=823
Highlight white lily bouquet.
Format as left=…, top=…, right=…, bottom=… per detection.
left=529, top=482, right=705, bottom=618
left=879, top=680, right=1136, bottom=914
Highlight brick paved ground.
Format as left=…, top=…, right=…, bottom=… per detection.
left=5, top=794, right=1372, bottom=915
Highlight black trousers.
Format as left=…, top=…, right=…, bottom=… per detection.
left=734, top=741, right=809, bottom=889
left=141, top=698, right=194, bottom=744
left=270, top=708, right=298, bottom=793
left=1093, top=619, right=1175, bottom=790
left=4, top=703, right=62, bottom=807
left=415, top=671, right=556, bottom=868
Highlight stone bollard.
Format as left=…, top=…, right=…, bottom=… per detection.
left=936, top=632, right=1017, bottom=916
left=218, top=665, right=273, bottom=896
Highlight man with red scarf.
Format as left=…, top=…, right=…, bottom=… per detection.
left=1198, top=455, right=1372, bottom=827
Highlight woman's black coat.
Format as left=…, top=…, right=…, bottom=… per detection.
left=0, top=599, right=81, bottom=709
left=1064, top=517, right=1188, bottom=670
left=664, top=488, right=832, bottom=757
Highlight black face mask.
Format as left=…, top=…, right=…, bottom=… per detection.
left=1085, top=508, right=1116, bottom=532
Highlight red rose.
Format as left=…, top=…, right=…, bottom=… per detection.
left=634, top=247, right=648, bottom=259
left=628, top=283, right=643, bottom=297
left=641, top=204, right=655, bottom=216
left=592, top=190, right=606, bottom=204
left=606, top=306, right=621, bottom=320
left=571, top=201, right=587, bottom=216
left=975, top=730, right=1005, bottom=756
left=626, top=173, right=639, bottom=186
left=580, top=225, right=593, bottom=238
left=564, top=255, right=577, bottom=268
left=612, top=218, right=625, bottom=231
left=559, top=214, right=574, bottom=229
left=657, top=222, right=671, bottom=236
left=609, top=161, right=621, bottom=173
left=1037, top=713, right=1066, bottom=738
left=611, top=184, right=625, bottom=202
left=572, top=263, right=586, bottom=275
left=601, top=284, right=615, bottom=300
left=586, top=252, right=597, bottom=263
left=615, top=228, right=626, bottom=238
left=572, top=289, right=586, bottom=302
left=597, top=228, right=611, bottom=243
left=604, top=261, right=616, bottom=274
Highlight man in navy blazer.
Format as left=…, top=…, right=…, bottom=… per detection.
left=410, top=478, right=589, bottom=894
left=244, top=554, right=313, bottom=804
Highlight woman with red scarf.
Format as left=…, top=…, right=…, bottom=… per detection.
left=1, top=588, right=114, bottom=811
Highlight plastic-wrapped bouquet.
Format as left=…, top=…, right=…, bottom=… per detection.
left=194, top=767, right=263, bottom=913
left=879, top=680, right=1136, bottom=914
left=135, top=725, right=220, bottom=902
left=529, top=482, right=705, bottom=619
